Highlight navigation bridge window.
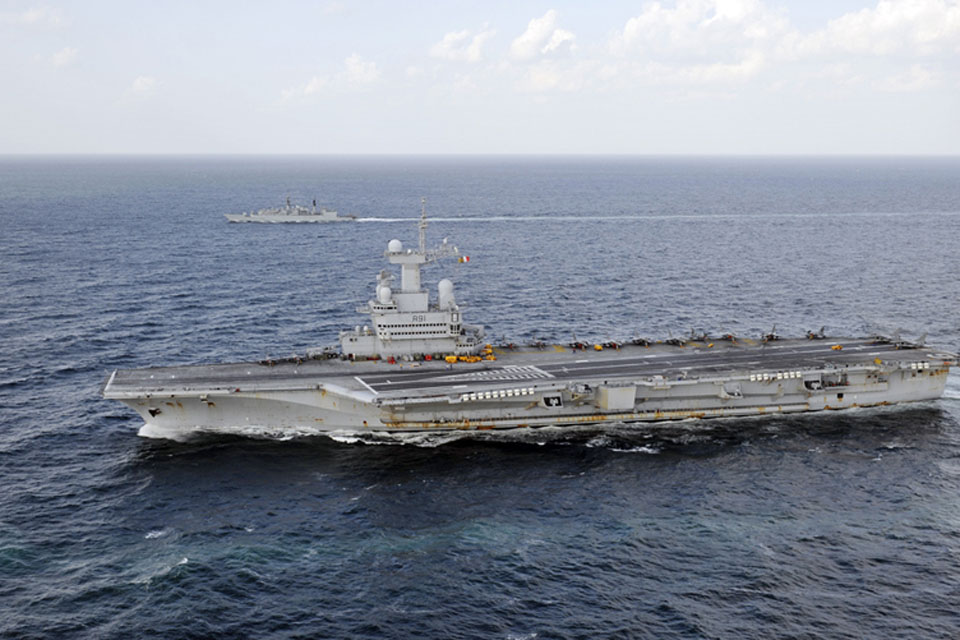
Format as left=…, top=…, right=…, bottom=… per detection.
left=378, top=322, right=455, bottom=338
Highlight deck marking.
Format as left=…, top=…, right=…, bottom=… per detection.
left=354, top=376, right=378, bottom=394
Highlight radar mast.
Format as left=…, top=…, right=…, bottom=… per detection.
left=418, top=197, right=428, bottom=255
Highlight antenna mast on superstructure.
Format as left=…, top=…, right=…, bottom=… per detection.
left=418, top=197, right=428, bottom=254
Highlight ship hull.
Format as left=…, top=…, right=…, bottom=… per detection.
left=103, top=338, right=956, bottom=438
left=224, top=214, right=354, bottom=223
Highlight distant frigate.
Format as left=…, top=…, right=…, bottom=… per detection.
left=225, top=197, right=356, bottom=223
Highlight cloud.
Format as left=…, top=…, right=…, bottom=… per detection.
left=281, top=54, right=380, bottom=102
left=650, top=50, right=766, bottom=83
left=787, top=0, right=960, bottom=57
left=599, top=1, right=785, bottom=88
left=510, top=10, right=576, bottom=60
left=0, top=6, right=62, bottom=26
left=418, top=1, right=958, bottom=96
left=281, top=75, right=327, bottom=101
left=877, top=63, right=940, bottom=91
left=430, top=28, right=496, bottom=62
left=413, top=1, right=960, bottom=96
left=452, top=72, right=478, bottom=91
left=517, top=61, right=592, bottom=92
left=597, top=0, right=960, bottom=92
left=50, top=46, right=77, bottom=67
left=320, top=1, right=346, bottom=15
left=340, top=53, right=380, bottom=85
left=128, top=75, right=158, bottom=97
left=609, top=0, right=788, bottom=58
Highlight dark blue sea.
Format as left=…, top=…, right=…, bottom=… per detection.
left=2, top=156, right=960, bottom=639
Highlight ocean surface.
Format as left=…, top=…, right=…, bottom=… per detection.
left=2, top=155, right=960, bottom=638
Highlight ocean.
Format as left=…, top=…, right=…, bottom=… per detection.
left=1, top=156, right=959, bottom=638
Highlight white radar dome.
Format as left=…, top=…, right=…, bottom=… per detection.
left=387, top=239, right=403, bottom=253
left=378, top=286, right=392, bottom=304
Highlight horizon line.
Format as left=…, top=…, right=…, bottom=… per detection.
left=2, top=152, right=959, bottom=159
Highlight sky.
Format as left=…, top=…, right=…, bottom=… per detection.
left=1, top=0, right=958, bottom=154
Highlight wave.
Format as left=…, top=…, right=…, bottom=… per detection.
left=129, top=556, right=189, bottom=586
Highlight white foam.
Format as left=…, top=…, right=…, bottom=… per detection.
left=139, top=422, right=331, bottom=442
left=130, top=556, right=189, bottom=585
left=611, top=445, right=661, bottom=454
left=138, top=422, right=195, bottom=442
left=942, top=371, right=960, bottom=400
left=586, top=435, right=614, bottom=448
left=327, top=430, right=471, bottom=448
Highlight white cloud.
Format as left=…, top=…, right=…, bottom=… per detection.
left=878, top=63, right=940, bottom=91
left=281, top=55, right=380, bottom=102
left=788, top=0, right=960, bottom=57
left=320, top=1, right=345, bottom=15
left=452, top=72, right=478, bottom=91
left=0, top=6, right=62, bottom=26
left=281, top=75, right=327, bottom=102
left=657, top=50, right=766, bottom=83
left=517, top=61, right=591, bottom=92
left=510, top=10, right=576, bottom=60
left=599, top=0, right=960, bottom=91
left=50, top=46, right=77, bottom=67
left=419, top=2, right=959, bottom=96
left=128, top=75, right=158, bottom=97
left=430, top=28, right=495, bottom=62
left=543, top=28, right=576, bottom=55
left=609, top=0, right=788, bottom=58
left=810, top=62, right=864, bottom=87
left=281, top=76, right=327, bottom=102
left=340, top=53, right=380, bottom=85
left=601, top=1, right=783, bottom=87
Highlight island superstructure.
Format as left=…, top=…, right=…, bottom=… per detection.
left=103, top=202, right=957, bottom=436
left=338, top=201, right=485, bottom=359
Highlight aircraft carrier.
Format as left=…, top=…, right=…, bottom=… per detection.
left=102, top=203, right=957, bottom=436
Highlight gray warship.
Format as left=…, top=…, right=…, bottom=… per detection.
left=103, top=203, right=957, bottom=437
left=225, top=197, right=355, bottom=223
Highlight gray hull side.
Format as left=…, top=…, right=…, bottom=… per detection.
left=224, top=214, right=353, bottom=223
left=106, top=341, right=954, bottom=436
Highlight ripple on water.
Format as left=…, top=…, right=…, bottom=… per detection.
left=2, top=157, right=960, bottom=638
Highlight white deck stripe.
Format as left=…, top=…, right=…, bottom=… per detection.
left=528, top=366, right=555, bottom=379
left=354, top=376, right=378, bottom=395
